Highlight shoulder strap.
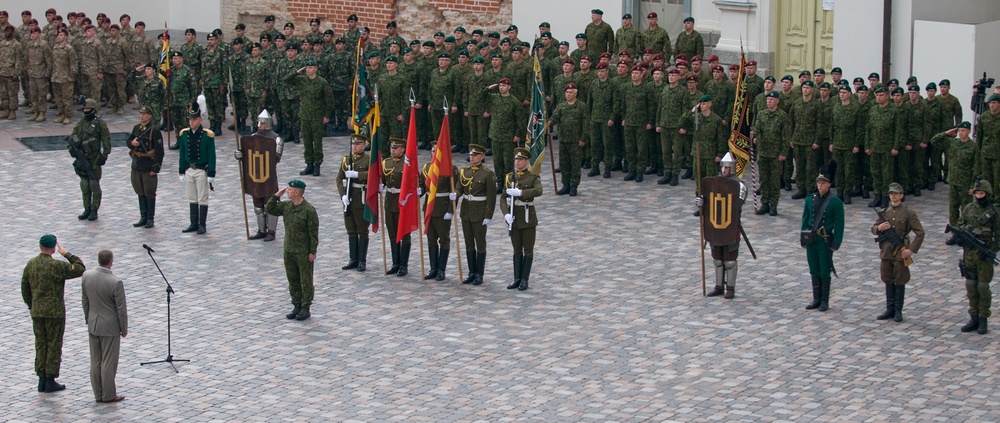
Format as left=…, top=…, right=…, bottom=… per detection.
left=811, top=194, right=834, bottom=232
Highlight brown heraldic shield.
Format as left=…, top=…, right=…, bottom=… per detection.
left=239, top=135, right=279, bottom=198
left=701, top=176, right=742, bottom=245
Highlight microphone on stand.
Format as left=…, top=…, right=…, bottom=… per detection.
left=142, top=244, right=155, bottom=253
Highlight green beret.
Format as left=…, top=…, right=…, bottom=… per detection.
left=455, top=26, right=467, bottom=33
left=472, top=29, right=484, bottom=36
left=445, top=36, right=456, bottom=43
left=873, top=85, right=888, bottom=94
left=699, top=94, right=712, bottom=102
left=488, top=31, right=500, bottom=39
left=887, top=78, right=899, bottom=85
left=765, top=91, right=780, bottom=99
left=857, top=85, right=869, bottom=92
left=39, top=234, right=57, bottom=248
left=831, top=67, right=842, bottom=74
left=434, top=31, right=445, bottom=37
left=819, top=82, right=831, bottom=89
left=437, top=52, right=451, bottom=59
left=958, top=121, right=972, bottom=129
left=422, top=40, right=435, bottom=47
left=799, top=70, right=811, bottom=77
left=539, top=22, right=550, bottom=28
left=409, top=39, right=421, bottom=45
left=781, top=75, right=793, bottom=82
left=926, top=82, right=937, bottom=90
left=853, top=77, right=864, bottom=83
left=764, top=76, right=776, bottom=83
left=500, top=37, right=511, bottom=44
left=891, top=87, right=904, bottom=95
left=990, top=94, right=1000, bottom=103
left=906, top=76, right=918, bottom=84
left=801, top=80, right=815, bottom=87
left=684, top=17, right=695, bottom=23
left=274, top=33, right=286, bottom=41
left=170, top=50, right=183, bottom=58
left=288, top=179, right=306, bottom=189
left=907, top=84, right=919, bottom=92
left=457, top=50, right=469, bottom=57
left=507, top=25, right=518, bottom=32
left=576, top=33, right=587, bottom=39
left=304, top=58, right=318, bottom=66
left=402, top=47, right=413, bottom=54
left=813, top=68, right=825, bottom=75
left=939, top=79, right=951, bottom=86
left=558, top=41, right=569, bottom=46
left=868, top=72, right=880, bottom=79
left=839, top=85, right=852, bottom=92
left=385, top=56, right=398, bottom=63
left=541, top=31, right=552, bottom=38
left=471, top=57, right=485, bottom=64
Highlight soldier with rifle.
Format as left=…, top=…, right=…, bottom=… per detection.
left=695, top=152, right=755, bottom=299
left=871, top=182, right=924, bottom=323
left=500, top=147, right=542, bottom=291
left=235, top=110, right=284, bottom=241
left=337, top=134, right=371, bottom=271
left=950, top=179, right=1000, bottom=334
left=127, top=105, right=164, bottom=228
left=68, top=98, right=111, bottom=222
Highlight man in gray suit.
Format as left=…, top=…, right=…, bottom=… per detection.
left=81, top=250, right=128, bottom=403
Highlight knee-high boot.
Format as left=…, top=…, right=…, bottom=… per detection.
left=357, top=237, right=369, bottom=271
left=818, top=277, right=831, bottom=311
left=805, top=276, right=821, bottom=310
left=341, top=237, right=359, bottom=270
left=386, top=242, right=400, bottom=275
left=877, top=284, right=895, bottom=320
left=397, top=242, right=410, bottom=277
left=436, top=246, right=449, bottom=281
left=518, top=255, right=533, bottom=291
left=424, top=246, right=439, bottom=280
left=462, top=249, right=476, bottom=284
left=133, top=195, right=148, bottom=227
left=893, top=284, right=905, bottom=322
left=472, top=251, right=486, bottom=285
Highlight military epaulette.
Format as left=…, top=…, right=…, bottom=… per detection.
left=204, top=129, right=216, bottom=138
left=178, top=128, right=190, bottom=135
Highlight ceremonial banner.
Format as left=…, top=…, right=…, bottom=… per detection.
left=396, top=105, right=420, bottom=242
left=423, top=112, right=454, bottom=231
left=364, top=100, right=383, bottom=232
left=700, top=176, right=742, bottom=246
left=238, top=135, right=279, bottom=198
left=527, top=51, right=548, bottom=175
left=351, top=39, right=375, bottom=133
left=727, top=48, right=752, bottom=177
left=159, top=23, right=170, bottom=85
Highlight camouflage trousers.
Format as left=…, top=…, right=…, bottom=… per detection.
left=231, top=89, right=248, bottom=125
left=105, top=73, right=126, bottom=109
left=461, top=218, right=488, bottom=253
left=80, top=173, right=103, bottom=210
left=832, top=148, right=854, bottom=192
left=246, top=93, right=266, bottom=127
left=280, top=98, right=300, bottom=135
left=673, top=133, right=692, bottom=174
left=793, top=144, right=820, bottom=193
left=284, top=251, right=314, bottom=307
left=660, top=129, right=678, bottom=174
left=758, top=156, right=783, bottom=207
left=558, top=141, right=583, bottom=187
left=981, top=160, right=1000, bottom=193
left=53, top=82, right=74, bottom=120
left=647, top=128, right=662, bottom=169
left=926, top=143, right=944, bottom=185
left=0, top=75, right=18, bottom=112
left=590, top=121, right=612, bottom=167
left=623, top=126, right=648, bottom=173
left=466, top=114, right=487, bottom=148
left=964, top=252, right=994, bottom=318
left=29, top=77, right=48, bottom=114
left=898, top=146, right=926, bottom=190
left=782, top=146, right=794, bottom=185
left=612, top=121, right=625, bottom=166
left=854, top=151, right=871, bottom=191
left=81, top=74, right=101, bottom=104
left=331, top=89, right=349, bottom=127
left=205, top=85, right=227, bottom=124
left=169, top=105, right=188, bottom=135
left=493, top=136, right=516, bottom=184
left=416, top=105, right=432, bottom=143
left=693, top=158, right=718, bottom=196
left=301, top=116, right=324, bottom=165
left=948, top=181, right=973, bottom=225
left=869, top=152, right=896, bottom=197
left=32, top=317, right=65, bottom=378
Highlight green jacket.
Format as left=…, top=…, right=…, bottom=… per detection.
left=588, top=77, right=616, bottom=123
left=616, top=80, right=655, bottom=127
left=550, top=100, right=589, bottom=145
left=487, top=91, right=523, bottom=141
left=458, top=164, right=496, bottom=222
left=801, top=191, right=845, bottom=250
left=178, top=126, right=217, bottom=177
left=930, top=132, right=977, bottom=188
left=285, top=73, right=332, bottom=119
left=751, top=108, right=792, bottom=158
left=829, top=100, right=860, bottom=150
left=866, top=103, right=901, bottom=153
left=642, top=26, right=671, bottom=57
left=789, top=96, right=820, bottom=146
left=500, top=169, right=543, bottom=228
left=22, top=252, right=86, bottom=318
left=265, top=197, right=319, bottom=254
left=685, top=111, right=728, bottom=159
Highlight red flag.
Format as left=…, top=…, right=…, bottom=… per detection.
left=423, top=113, right=453, bottom=231
left=396, top=105, right=420, bottom=242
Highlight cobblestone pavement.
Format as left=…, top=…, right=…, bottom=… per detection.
left=2, top=113, right=1000, bottom=422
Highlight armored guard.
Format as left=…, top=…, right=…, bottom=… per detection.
left=69, top=98, right=112, bottom=221
left=500, top=147, right=543, bottom=290
left=696, top=153, right=747, bottom=299
left=236, top=110, right=284, bottom=241
left=178, top=101, right=217, bottom=235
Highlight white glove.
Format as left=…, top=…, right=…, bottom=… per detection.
left=506, top=188, right=522, bottom=197
left=208, top=177, right=215, bottom=184
left=379, top=183, right=385, bottom=192
left=345, top=170, right=359, bottom=178
left=443, top=212, right=453, bottom=221
left=448, top=192, right=457, bottom=201
left=483, top=218, right=492, bottom=226
left=695, top=196, right=703, bottom=207
left=418, top=187, right=424, bottom=196
left=179, top=174, right=186, bottom=183
left=234, top=150, right=243, bottom=159
left=341, top=195, right=350, bottom=207
left=504, top=214, right=514, bottom=225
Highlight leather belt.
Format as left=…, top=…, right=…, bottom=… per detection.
left=386, top=188, right=401, bottom=194
left=188, top=164, right=208, bottom=170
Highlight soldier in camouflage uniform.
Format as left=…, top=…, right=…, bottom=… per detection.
left=642, top=12, right=671, bottom=58
left=617, top=66, right=654, bottom=182
left=21, top=234, right=86, bottom=393
left=677, top=74, right=703, bottom=180
left=938, top=80, right=963, bottom=181
left=584, top=9, right=614, bottom=58
left=265, top=180, right=319, bottom=321
left=551, top=82, right=589, bottom=196
left=167, top=51, right=198, bottom=143
left=829, top=85, right=861, bottom=204
left=245, top=42, right=270, bottom=131
left=589, top=62, right=616, bottom=178
left=686, top=95, right=729, bottom=216
left=69, top=98, right=112, bottom=221
left=789, top=81, right=821, bottom=198
left=485, top=78, right=522, bottom=187
left=899, top=85, right=931, bottom=196
left=955, top=180, right=1000, bottom=335
left=126, top=22, right=157, bottom=107
left=426, top=53, right=459, bottom=140
left=379, top=56, right=409, bottom=143
left=751, top=91, right=792, bottom=216
left=180, top=29, right=202, bottom=79
left=615, top=14, right=641, bottom=62
left=655, top=68, right=686, bottom=185
left=0, top=25, right=22, bottom=120
left=50, top=29, right=77, bottom=124
left=78, top=26, right=105, bottom=110
left=500, top=147, right=543, bottom=291
left=337, top=135, right=371, bottom=272
left=342, top=14, right=361, bottom=55
left=277, top=44, right=305, bottom=143
left=975, top=94, right=1000, bottom=189
left=458, top=144, right=497, bottom=284
left=866, top=85, right=903, bottom=208
left=227, top=37, right=250, bottom=134
left=200, top=32, right=228, bottom=134
left=23, top=27, right=46, bottom=122
left=704, top=65, right=734, bottom=125
left=923, top=82, right=944, bottom=190
left=815, top=82, right=834, bottom=167
left=675, top=17, right=704, bottom=59
left=381, top=21, right=405, bottom=55
left=329, top=39, right=352, bottom=130
left=103, top=25, right=128, bottom=114
left=463, top=57, right=490, bottom=150
left=286, top=58, right=332, bottom=176
left=854, top=86, right=874, bottom=198
left=932, top=122, right=978, bottom=225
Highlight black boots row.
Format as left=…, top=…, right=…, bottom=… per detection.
left=805, top=276, right=831, bottom=311
left=386, top=241, right=411, bottom=277
left=181, top=203, right=209, bottom=234
left=341, top=236, right=369, bottom=271
left=77, top=208, right=98, bottom=221
left=507, top=255, right=533, bottom=290
left=285, top=304, right=310, bottom=321
left=132, top=195, right=156, bottom=228
left=556, top=184, right=578, bottom=196
left=424, top=245, right=451, bottom=281
left=300, top=163, right=321, bottom=176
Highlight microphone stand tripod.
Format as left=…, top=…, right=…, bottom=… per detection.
left=140, top=246, right=190, bottom=372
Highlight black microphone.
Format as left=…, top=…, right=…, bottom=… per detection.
left=142, top=244, right=155, bottom=253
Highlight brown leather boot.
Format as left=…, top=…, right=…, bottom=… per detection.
left=706, top=285, right=724, bottom=297
left=724, top=286, right=735, bottom=299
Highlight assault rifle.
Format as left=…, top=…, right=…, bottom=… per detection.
left=946, top=223, right=1000, bottom=265
left=874, top=207, right=913, bottom=266
left=66, top=136, right=96, bottom=180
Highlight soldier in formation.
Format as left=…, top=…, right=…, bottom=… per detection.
left=337, top=134, right=371, bottom=272
left=500, top=147, right=543, bottom=290
left=457, top=144, right=496, bottom=284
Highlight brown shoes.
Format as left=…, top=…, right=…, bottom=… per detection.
left=97, top=395, right=126, bottom=403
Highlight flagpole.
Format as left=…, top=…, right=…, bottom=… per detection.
left=450, top=178, right=464, bottom=282
left=695, top=108, right=706, bottom=297
left=414, top=92, right=425, bottom=279
left=380, top=190, right=388, bottom=275
left=229, top=67, right=251, bottom=240
left=163, top=22, right=172, bottom=149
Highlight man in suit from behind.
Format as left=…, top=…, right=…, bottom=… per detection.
left=81, top=249, right=128, bottom=403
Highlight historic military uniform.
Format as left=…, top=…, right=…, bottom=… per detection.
left=550, top=82, right=589, bottom=195
left=871, top=183, right=924, bottom=322
left=69, top=99, right=111, bottom=221
left=500, top=147, right=543, bottom=290
left=801, top=166, right=845, bottom=312
left=931, top=123, right=977, bottom=224
left=956, top=180, right=1000, bottom=334
left=285, top=60, right=332, bottom=176
left=128, top=106, right=164, bottom=228
left=21, top=234, right=86, bottom=392
left=699, top=154, right=747, bottom=299
left=337, top=134, right=372, bottom=271
left=238, top=110, right=284, bottom=241
left=178, top=102, right=217, bottom=234
left=265, top=179, right=319, bottom=321
left=382, top=138, right=413, bottom=277
left=458, top=144, right=497, bottom=284
left=420, top=145, right=459, bottom=281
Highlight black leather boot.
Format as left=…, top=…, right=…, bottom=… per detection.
left=507, top=255, right=523, bottom=289
left=88, top=208, right=99, bottom=221
left=357, top=237, right=369, bottom=271
left=472, top=251, right=486, bottom=285
left=791, top=189, right=807, bottom=200
left=979, top=316, right=989, bottom=334
left=894, top=285, right=905, bottom=322
left=424, top=246, right=440, bottom=280
left=818, top=277, right=831, bottom=311
left=518, top=256, right=533, bottom=290
left=386, top=242, right=400, bottom=275
left=569, top=186, right=578, bottom=196
left=635, top=172, right=643, bottom=183
left=145, top=196, right=156, bottom=228
left=436, top=246, right=449, bottom=281
left=669, top=173, right=679, bottom=186
left=755, top=204, right=770, bottom=215
left=78, top=208, right=91, bottom=220
left=38, top=376, right=45, bottom=392
left=313, top=164, right=321, bottom=176
left=461, top=249, right=476, bottom=284
left=286, top=305, right=301, bottom=320
left=867, top=195, right=882, bottom=208
left=295, top=305, right=310, bottom=321
left=341, top=237, right=359, bottom=270
left=43, top=377, right=66, bottom=393
left=197, top=205, right=208, bottom=234
left=624, top=171, right=636, bottom=181
left=133, top=195, right=148, bottom=227
left=961, top=314, right=980, bottom=332
left=603, top=167, right=611, bottom=178
left=300, top=163, right=314, bottom=175
left=182, top=203, right=199, bottom=232
left=657, top=174, right=671, bottom=185
left=587, top=165, right=601, bottom=177
left=877, top=284, right=895, bottom=320
left=557, top=183, right=570, bottom=195
left=397, top=241, right=410, bottom=277
left=805, top=276, right=821, bottom=310
left=769, top=204, right=778, bottom=216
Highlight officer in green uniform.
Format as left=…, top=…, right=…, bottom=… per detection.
left=871, top=182, right=924, bottom=323
left=167, top=50, right=198, bottom=143
left=228, top=37, right=251, bottom=134
left=751, top=91, right=791, bottom=216
left=180, top=28, right=203, bottom=78
left=286, top=58, right=332, bottom=176
left=127, top=105, right=164, bottom=228
left=932, top=122, right=978, bottom=225
left=378, top=56, right=408, bottom=142
left=463, top=56, right=490, bottom=150
left=675, top=17, right=704, bottom=59
left=458, top=144, right=496, bottom=285
left=420, top=142, right=460, bottom=281
left=901, top=84, right=931, bottom=196
left=200, top=31, right=228, bottom=134
left=975, top=94, right=1000, bottom=188
left=337, top=134, right=371, bottom=271
left=866, top=85, right=903, bottom=208
left=277, top=43, right=305, bottom=143
left=655, top=68, right=687, bottom=185
left=135, top=62, right=165, bottom=129
left=789, top=80, right=821, bottom=198
left=265, top=179, right=319, bottom=321
left=426, top=53, right=459, bottom=139
left=382, top=139, right=412, bottom=277
left=550, top=82, right=589, bottom=195
left=956, top=180, right=1000, bottom=334
left=829, top=85, right=860, bottom=204
left=21, top=234, right=86, bottom=393
left=584, top=9, right=614, bottom=58
left=501, top=147, right=543, bottom=291
left=485, top=77, right=522, bottom=189
left=328, top=39, right=352, bottom=131
left=801, top=165, right=844, bottom=312
left=617, top=65, right=655, bottom=182
left=69, top=98, right=111, bottom=221
left=178, top=101, right=217, bottom=235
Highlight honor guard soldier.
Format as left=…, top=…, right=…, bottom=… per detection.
left=337, top=134, right=371, bottom=271
left=955, top=180, right=1000, bottom=334
left=457, top=144, right=496, bottom=284
left=801, top=164, right=844, bottom=312
left=871, top=182, right=924, bottom=322
left=696, top=153, right=749, bottom=299
left=178, top=101, right=217, bottom=235
left=382, top=138, right=412, bottom=276
left=127, top=105, right=164, bottom=228
left=421, top=142, right=460, bottom=281
left=69, top=98, right=111, bottom=221
left=265, top=180, right=319, bottom=321
left=236, top=110, right=284, bottom=241
left=501, top=147, right=543, bottom=290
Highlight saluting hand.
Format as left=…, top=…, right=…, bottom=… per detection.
left=56, top=242, right=68, bottom=256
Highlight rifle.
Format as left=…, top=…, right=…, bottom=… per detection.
left=66, top=136, right=96, bottom=180
left=946, top=223, right=1000, bottom=265
left=508, top=170, right=516, bottom=236
left=344, top=148, right=354, bottom=216
left=874, top=207, right=914, bottom=266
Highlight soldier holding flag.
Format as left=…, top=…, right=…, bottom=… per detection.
left=236, top=110, right=284, bottom=241
left=382, top=138, right=412, bottom=276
